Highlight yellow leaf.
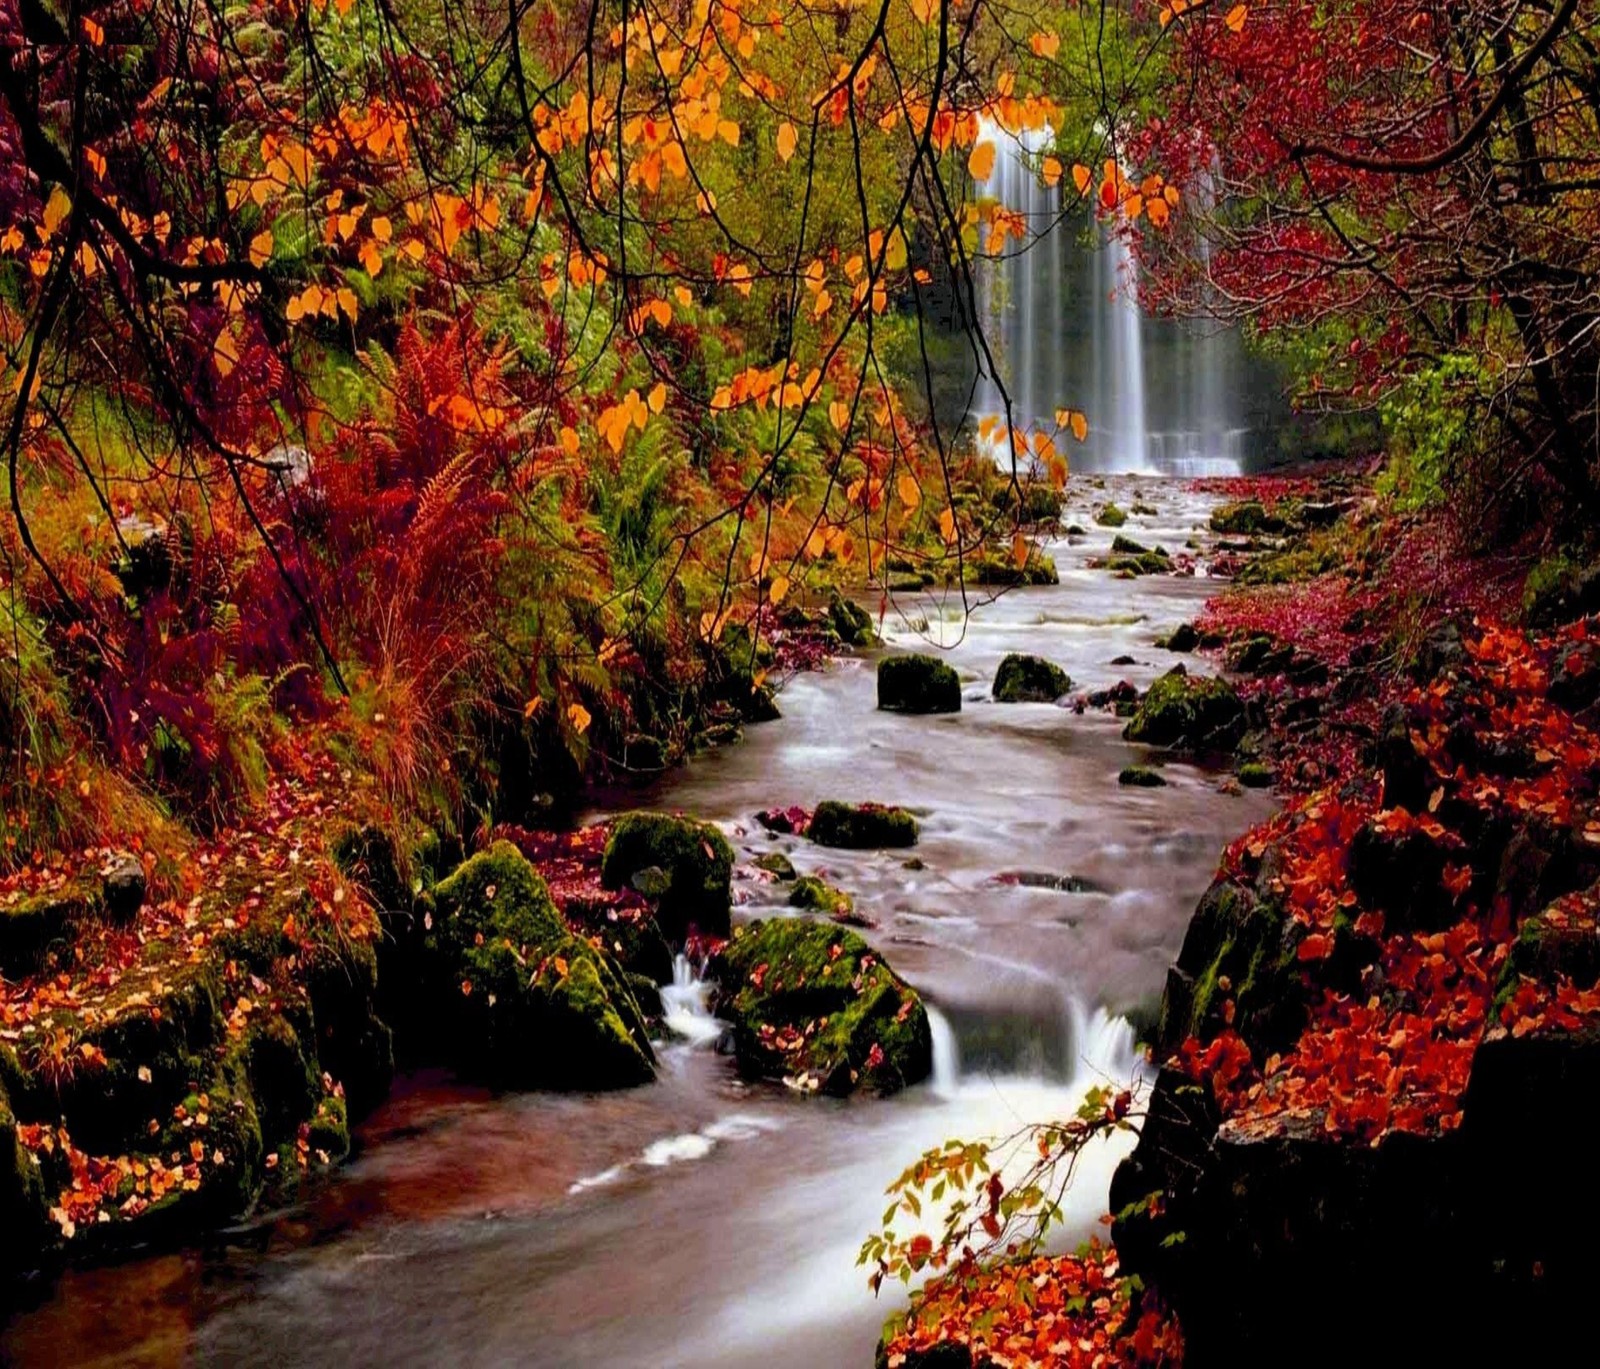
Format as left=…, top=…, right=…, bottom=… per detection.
left=249, top=230, right=274, bottom=268
left=523, top=697, right=545, bottom=719
left=559, top=425, right=581, bottom=456
left=1225, top=4, right=1248, bottom=32
left=648, top=381, right=668, bottom=414
left=213, top=328, right=240, bottom=377
left=567, top=703, right=592, bottom=735
left=1029, top=31, right=1060, bottom=58
left=768, top=575, right=790, bottom=605
left=42, top=186, right=71, bottom=238
left=1070, top=410, right=1088, bottom=442
left=938, top=508, right=957, bottom=544
left=804, top=528, right=827, bottom=559
left=776, top=122, right=797, bottom=164
left=897, top=473, right=921, bottom=510
left=828, top=399, right=850, bottom=432
left=1041, top=157, right=1063, bottom=187
left=968, top=141, right=996, bottom=182
left=1072, top=164, right=1092, bottom=196
left=1012, top=531, right=1030, bottom=569
left=813, top=289, right=832, bottom=320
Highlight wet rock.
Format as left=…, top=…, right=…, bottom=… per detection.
left=100, top=850, right=147, bottom=923
left=788, top=875, right=855, bottom=919
left=1086, top=679, right=1139, bottom=708
left=1123, top=666, right=1247, bottom=751
left=1237, top=762, right=1275, bottom=789
left=709, top=918, right=932, bottom=1096
left=1549, top=639, right=1600, bottom=714
left=1410, top=618, right=1468, bottom=681
left=1346, top=815, right=1453, bottom=932
left=600, top=811, right=734, bottom=941
left=828, top=593, right=878, bottom=648
left=1109, top=654, right=1136, bottom=666
left=113, top=514, right=172, bottom=601
left=430, top=843, right=655, bottom=1088
left=969, top=549, right=1059, bottom=586
left=0, top=877, right=99, bottom=977
left=1524, top=551, right=1600, bottom=628
left=1209, top=499, right=1285, bottom=535
left=990, top=871, right=1108, bottom=894
left=878, top=653, right=961, bottom=714
left=1095, top=502, right=1127, bottom=527
left=0, top=1066, right=48, bottom=1282
left=808, top=800, right=919, bottom=849
left=752, top=851, right=797, bottom=881
left=992, top=652, right=1072, bottom=702
left=1162, top=622, right=1200, bottom=653
left=1119, top=765, right=1167, bottom=788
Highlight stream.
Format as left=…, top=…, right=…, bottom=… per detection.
left=1, top=476, right=1273, bottom=1368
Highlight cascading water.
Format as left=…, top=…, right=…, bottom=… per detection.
left=970, top=119, right=1253, bottom=475
left=661, top=952, right=724, bottom=1047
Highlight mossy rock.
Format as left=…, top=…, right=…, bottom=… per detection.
left=809, top=800, right=919, bottom=849
left=710, top=919, right=932, bottom=1096
left=1105, top=552, right=1172, bottom=576
left=1095, top=503, right=1127, bottom=527
left=1111, top=534, right=1152, bottom=555
left=0, top=877, right=101, bottom=978
left=992, top=653, right=1072, bottom=703
left=1154, top=880, right=1308, bottom=1059
left=789, top=876, right=854, bottom=918
left=968, top=550, right=1059, bottom=586
left=754, top=851, right=798, bottom=880
left=1, top=1072, right=48, bottom=1280
left=591, top=910, right=674, bottom=986
left=306, top=1094, right=351, bottom=1162
left=992, top=482, right=1065, bottom=524
left=303, top=938, right=394, bottom=1117
left=1524, top=550, right=1600, bottom=628
left=1238, top=762, right=1275, bottom=789
left=1123, top=666, right=1246, bottom=751
left=878, top=653, right=961, bottom=714
left=1209, top=500, right=1285, bottom=535
left=430, top=843, right=656, bottom=1089
left=1119, top=766, right=1168, bottom=788
left=829, top=594, right=879, bottom=647
left=1159, top=623, right=1201, bottom=653
left=600, top=812, right=735, bottom=941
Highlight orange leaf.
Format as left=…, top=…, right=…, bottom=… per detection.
left=897, top=473, right=921, bottom=509
left=776, top=122, right=798, bottom=163
left=968, top=141, right=997, bottom=182
left=1225, top=4, right=1248, bottom=33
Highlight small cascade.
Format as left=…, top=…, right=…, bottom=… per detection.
left=925, top=1005, right=961, bottom=1099
left=661, top=953, right=723, bottom=1048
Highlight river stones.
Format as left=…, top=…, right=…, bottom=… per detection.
left=752, top=851, right=797, bottom=881
left=1123, top=666, right=1246, bottom=751
left=808, top=800, right=919, bottom=849
left=968, top=548, right=1059, bottom=586
left=430, top=843, right=655, bottom=1089
left=1119, top=765, right=1167, bottom=788
left=1208, top=499, right=1285, bottom=535
left=878, top=653, right=961, bottom=714
left=709, top=918, right=932, bottom=1096
left=1095, top=502, right=1127, bottom=527
left=828, top=593, right=878, bottom=647
left=788, top=875, right=854, bottom=919
left=992, top=653, right=1072, bottom=703
left=600, top=811, right=734, bottom=940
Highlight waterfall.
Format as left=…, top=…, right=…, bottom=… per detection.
left=661, top=953, right=723, bottom=1047
left=925, top=1005, right=960, bottom=1099
left=970, top=119, right=1251, bottom=476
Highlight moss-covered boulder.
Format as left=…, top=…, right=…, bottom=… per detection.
left=1523, top=550, right=1600, bottom=628
left=0, top=877, right=100, bottom=978
left=753, top=851, right=797, bottom=880
left=1119, top=765, right=1168, bottom=788
left=600, top=812, right=734, bottom=941
left=428, top=843, right=655, bottom=1089
left=992, top=653, right=1072, bottom=703
left=808, top=800, right=919, bottom=849
left=1, top=1068, right=48, bottom=1280
left=788, top=875, right=855, bottom=919
left=829, top=594, right=879, bottom=647
left=710, top=919, right=932, bottom=1095
left=1209, top=499, right=1285, bottom=535
left=878, top=653, right=961, bottom=714
left=1123, top=666, right=1247, bottom=751
left=1095, top=502, right=1127, bottom=527
left=968, top=549, right=1059, bottom=586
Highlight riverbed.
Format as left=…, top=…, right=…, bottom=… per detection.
left=1, top=476, right=1273, bottom=1368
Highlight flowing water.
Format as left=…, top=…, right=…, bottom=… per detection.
left=971, top=120, right=1270, bottom=477
left=2, top=477, right=1274, bottom=1368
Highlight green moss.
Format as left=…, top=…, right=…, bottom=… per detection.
left=992, top=653, right=1072, bottom=703
left=809, top=800, right=919, bottom=849
left=0, top=877, right=100, bottom=977
left=878, top=653, right=961, bottom=714
left=711, top=918, right=932, bottom=1095
left=967, top=549, right=1059, bottom=586
left=306, top=1094, right=350, bottom=1161
left=1119, top=766, right=1167, bottom=788
left=753, top=851, right=797, bottom=880
left=243, top=1014, right=319, bottom=1151
left=1095, top=503, right=1127, bottom=527
left=1123, top=667, right=1246, bottom=751
left=1238, top=762, right=1275, bottom=789
left=600, top=811, right=734, bottom=940
left=829, top=594, right=879, bottom=647
left=789, top=875, right=854, bottom=918
left=435, top=842, right=655, bottom=1089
